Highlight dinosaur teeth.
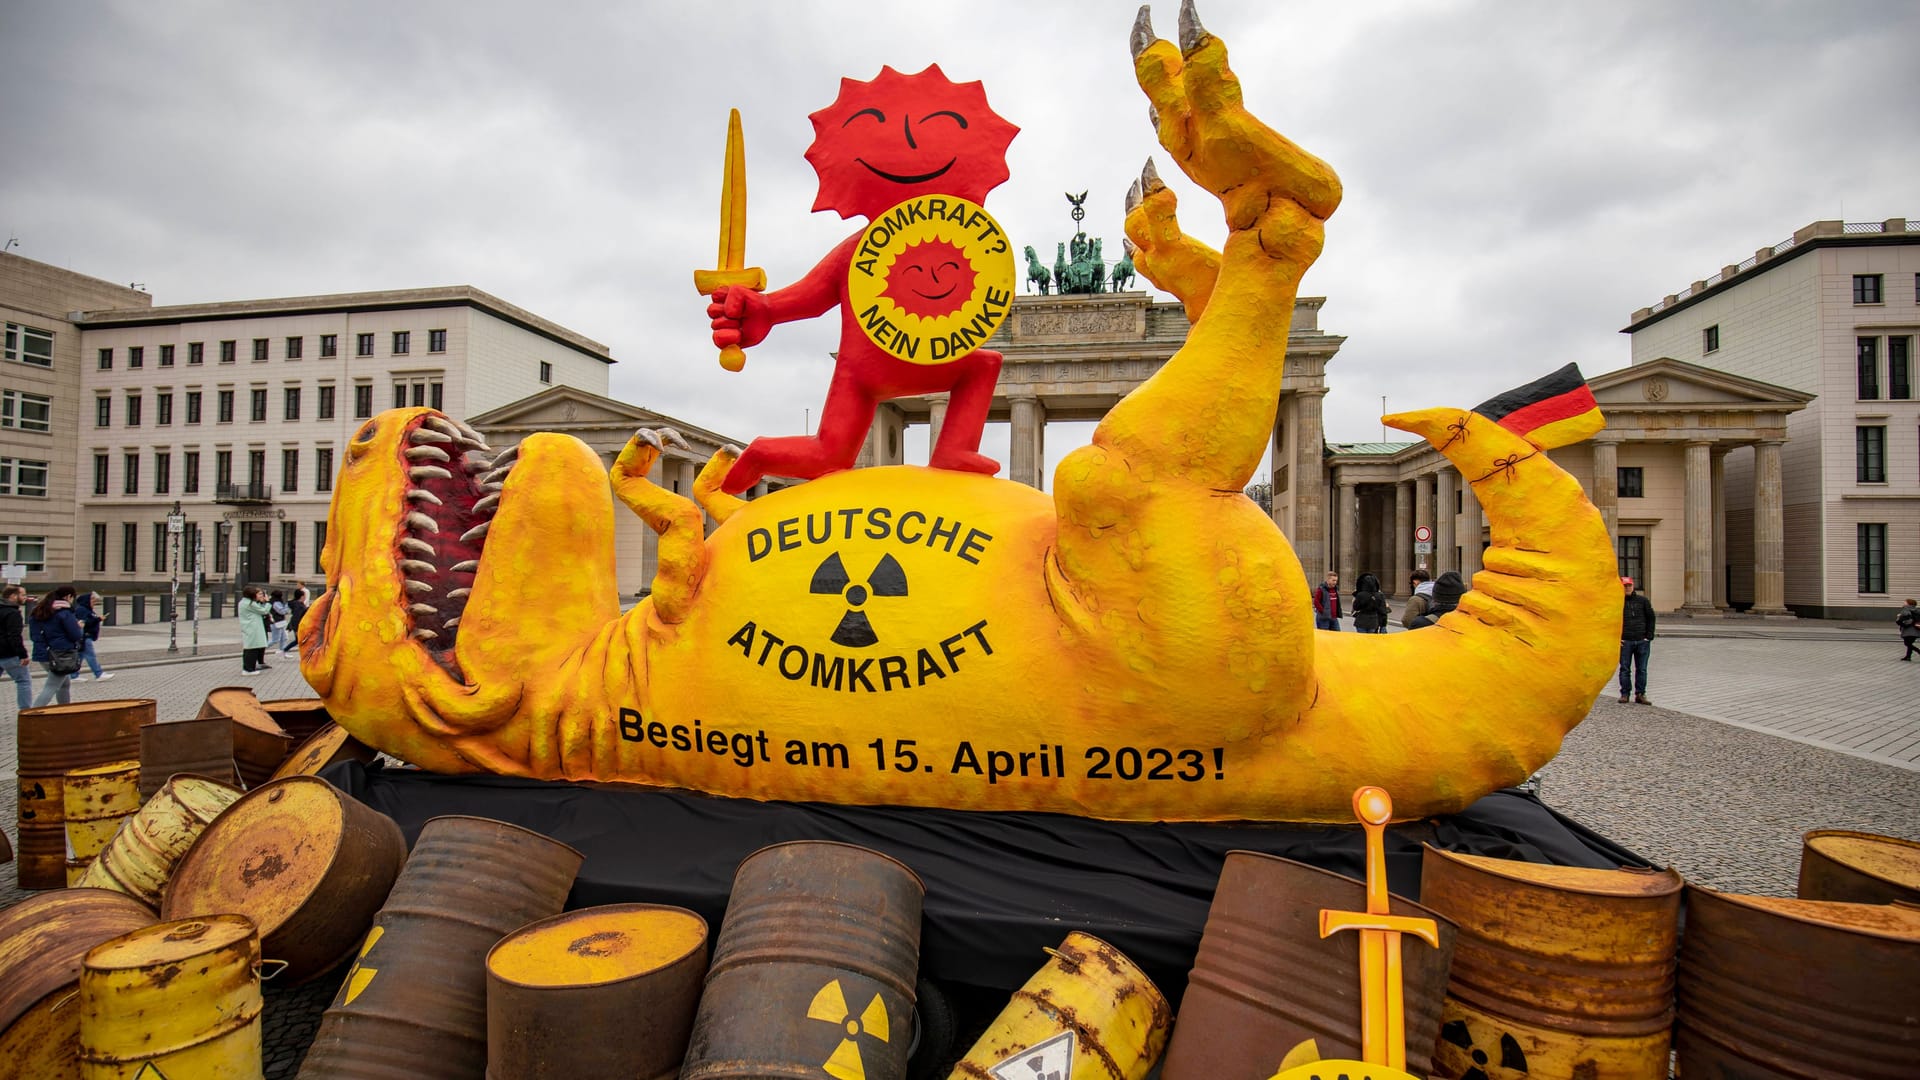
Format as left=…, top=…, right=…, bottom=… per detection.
left=444, top=616, right=460, bottom=629
left=1177, top=0, right=1206, bottom=55
left=492, top=445, right=520, bottom=467
left=405, top=488, right=443, bottom=506
left=399, top=537, right=436, bottom=557
left=408, top=429, right=453, bottom=444
left=472, top=494, right=500, bottom=514
left=409, top=603, right=439, bottom=617
left=480, top=481, right=503, bottom=493
left=409, top=466, right=454, bottom=482
left=1130, top=4, right=1155, bottom=58
left=406, top=512, right=439, bottom=533
left=404, top=445, right=451, bottom=463
left=423, top=416, right=463, bottom=439
left=403, top=580, right=434, bottom=596
left=461, top=522, right=490, bottom=543
left=398, top=559, right=437, bottom=576
left=483, top=466, right=513, bottom=485
left=450, top=560, right=479, bottom=573
left=446, top=588, right=471, bottom=600
left=463, top=452, right=493, bottom=475
left=410, top=628, right=439, bottom=642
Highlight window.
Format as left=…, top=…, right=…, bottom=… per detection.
left=96, top=396, right=111, bottom=427
left=1859, top=337, right=1880, bottom=399
left=0, top=457, right=50, bottom=497
left=215, top=450, right=233, bottom=490
left=217, top=389, right=235, bottom=423
left=183, top=451, right=200, bottom=494
left=538, top=361, right=552, bottom=384
left=429, top=328, right=447, bottom=353
left=0, top=535, right=47, bottom=573
left=281, top=521, right=297, bottom=573
left=284, top=386, right=301, bottom=420
left=121, top=522, right=137, bottom=572
left=392, top=331, right=410, bottom=355
left=316, top=446, right=334, bottom=492
left=356, top=333, right=375, bottom=357
left=186, top=390, right=203, bottom=424
left=247, top=449, right=265, bottom=485
left=1616, top=535, right=1644, bottom=584
left=252, top=338, right=269, bottom=362
left=183, top=523, right=200, bottom=571
left=152, top=523, right=168, bottom=572
left=282, top=448, right=299, bottom=492
left=393, top=383, right=408, bottom=410
left=189, top=341, right=205, bottom=365
left=214, top=522, right=230, bottom=573
left=98, top=347, right=114, bottom=370
left=159, top=344, right=175, bottom=367
left=317, top=385, right=336, bottom=419
left=1702, top=325, right=1718, bottom=354
left=1892, top=337, right=1912, bottom=401
left=4, top=323, right=54, bottom=367
left=1, top=389, right=52, bottom=432
left=353, top=383, right=373, bottom=419
left=285, top=336, right=303, bottom=360
left=157, top=392, right=173, bottom=426
left=313, top=521, right=327, bottom=574
left=124, top=392, right=141, bottom=427
left=123, top=452, right=140, bottom=494
left=1858, top=523, right=1887, bottom=593
left=1857, top=425, right=1886, bottom=482
left=154, top=452, right=171, bottom=494
left=249, top=388, right=267, bottom=422
left=128, top=346, right=143, bottom=369
left=93, top=453, right=109, bottom=495
left=91, top=523, right=107, bottom=572
left=430, top=381, right=443, bottom=410
left=219, top=340, right=236, bottom=364
left=319, top=334, right=338, bottom=358
left=1853, top=274, right=1883, bottom=305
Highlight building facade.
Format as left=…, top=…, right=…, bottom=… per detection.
left=1624, top=219, right=1919, bottom=618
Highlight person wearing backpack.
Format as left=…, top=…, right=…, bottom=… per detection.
left=1351, top=572, right=1390, bottom=634
left=28, top=585, right=86, bottom=708
left=267, top=589, right=291, bottom=654
left=1898, top=599, right=1919, bottom=661
left=1405, top=569, right=1464, bottom=629
left=283, top=586, right=310, bottom=659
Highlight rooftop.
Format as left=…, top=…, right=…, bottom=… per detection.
left=1625, top=218, right=1918, bottom=332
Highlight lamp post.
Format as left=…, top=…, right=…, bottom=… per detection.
left=166, top=501, right=184, bottom=654
left=191, top=530, right=204, bottom=655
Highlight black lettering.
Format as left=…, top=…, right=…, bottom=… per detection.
left=727, top=622, right=756, bottom=657
left=730, top=732, right=758, bottom=768
left=647, top=720, right=669, bottom=749
left=926, top=516, right=960, bottom=553
left=755, top=629, right=785, bottom=666
left=756, top=730, right=771, bottom=762
left=806, top=512, right=832, bottom=545
left=897, top=510, right=927, bottom=544
left=776, top=517, right=799, bottom=552
left=706, top=729, right=729, bottom=756
left=897, top=333, right=919, bottom=360
left=811, top=741, right=850, bottom=769
left=869, top=224, right=891, bottom=248
left=778, top=644, right=809, bottom=680
left=847, top=657, right=876, bottom=692
left=939, top=631, right=967, bottom=671
left=984, top=285, right=1010, bottom=308
left=747, top=529, right=772, bottom=561
left=618, top=707, right=644, bottom=741
left=811, top=652, right=846, bottom=691
left=915, top=648, right=945, bottom=685
left=1086, top=746, right=1111, bottom=778
left=930, top=335, right=951, bottom=361
left=927, top=197, right=948, bottom=219
left=671, top=724, right=692, bottom=752
left=837, top=508, right=862, bottom=539
left=886, top=205, right=912, bottom=233
left=962, top=619, right=993, bottom=655
left=854, top=258, right=877, bottom=276
left=859, top=303, right=888, bottom=333
left=946, top=202, right=969, bottom=225
left=785, top=739, right=809, bottom=765
left=965, top=209, right=985, bottom=232
left=879, top=655, right=910, bottom=691
left=865, top=506, right=893, bottom=540
left=957, top=528, right=992, bottom=564
left=946, top=331, right=967, bottom=356
left=986, top=750, right=1014, bottom=784
left=951, top=741, right=981, bottom=774
left=907, top=199, right=929, bottom=223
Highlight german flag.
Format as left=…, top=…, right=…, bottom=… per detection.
left=1473, top=363, right=1605, bottom=450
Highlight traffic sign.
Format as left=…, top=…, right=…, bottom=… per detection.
left=1413, top=525, right=1433, bottom=543
left=1, top=563, right=24, bottom=583
left=1414, top=542, right=1433, bottom=554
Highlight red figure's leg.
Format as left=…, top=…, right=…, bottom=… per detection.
left=929, top=349, right=1003, bottom=475
left=722, top=380, right=876, bottom=494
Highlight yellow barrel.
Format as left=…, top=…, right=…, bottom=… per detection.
left=18, top=700, right=155, bottom=890
left=77, top=775, right=244, bottom=910
left=949, top=932, right=1171, bottom=1080
left=487, top=904, right=709, bottom=1080
left=270, top=722, right=377, bottom=783
left=0, top=889, right=158, bottom=1080
left=78, top=915, right=264, bottom=1080
left=63, top=759, right=142, bottom=884
left=1798, top=830, right=1920, bottom=905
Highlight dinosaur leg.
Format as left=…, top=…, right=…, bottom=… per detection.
left=610, top=427, right=708, bottom=624
left=1122, top=163, right=1220, bottom=322
left=928, top=349, right=1004, bottom=475
left=692, top=445, right=748, bottom=525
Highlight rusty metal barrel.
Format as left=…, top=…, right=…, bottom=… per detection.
left=78, top=914, right=265, bottom=1079
left=1420, top=848, right=1683, bottom=1080
left=269, top=721, right=377, bottom=783
left=0, top=888, right=158, bottom=1080
left=140, top=717, right=243, bottom=798
left=297, top=815, right=583, bottom=1079
left=1160, top=850, right=1457, bottom=1080
left=486, top=903, right=709, bottom=1080
left=682, top=841, right=925, bottom=1080
left=1797, top=829, right=1920, bottom=905
left=162, top=775, right=405, bottom=984
left=1676, top=886, right=1920, bottom=1079
left=17, top=700, right=155, bottom=890
left=78, top=774, right=244, bottom=910
left=259, top=697, right=335, bottom=742
left=63, top=759, right=142, bottom=885
left=198, top=686, right=295, bottom=787
left=952, top=932, right=1171, bottom=1080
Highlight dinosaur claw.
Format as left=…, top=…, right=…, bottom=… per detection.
left=1177, top=0, right=1207, bottom=55
left=635, top=428, right=662, bottom=452
left=720, top=443, right=743, bottom=458
left=1126, top=177, right=1144, bottom=211
left=1147, top=104, right=1160, bottom=130
left=1130, top=4, right=1155, bottom=58
left=659, top=427, right=691, bottom=451
left=1142, top=157, right=1166, bottom=195
left=1123, top=237, right=1138, bottom=256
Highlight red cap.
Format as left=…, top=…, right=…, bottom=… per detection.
left=1620, top=577, right=1635, bottom=588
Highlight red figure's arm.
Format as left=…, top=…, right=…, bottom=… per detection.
left=710, top=232, right=861, bottom=350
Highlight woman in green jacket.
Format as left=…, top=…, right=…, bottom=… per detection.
left=238, top=586, right=272, bottom=674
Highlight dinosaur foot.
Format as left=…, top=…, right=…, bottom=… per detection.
left=1123, top=157, right=1220, bottom=321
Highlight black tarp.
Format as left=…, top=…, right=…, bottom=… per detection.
left=325, top=762, right=1645, bottom=1005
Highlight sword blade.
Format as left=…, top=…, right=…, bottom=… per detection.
left=718, top=108, right=747, bottom=270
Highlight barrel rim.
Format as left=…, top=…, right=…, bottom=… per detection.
left=738, top=839, right=928, bottom=894
left=0, top=887, right=158, bottom=1034
left=1423, top=843, right=1684, bottom=900
left=1052, top=930, right=1168, bottom=1004
left=159, top=774, right=351, bottom=922
left=1804, top=828, right=1920, bottom=858
left=1221, top=847, right=1444, bottom=915
left=1685, top=882, right=1920, bottom=942
left=419, top=814, right=586, bottom=861
left=82, top=912, right=260, bottom=970
left=64, top=758, right=142, bottom=781
left=487, top=902, right=710, bottom=990
left=20, top=698, right=159, bottom=718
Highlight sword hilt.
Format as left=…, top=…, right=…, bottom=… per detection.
left=694, top=267, right=767, bottom=373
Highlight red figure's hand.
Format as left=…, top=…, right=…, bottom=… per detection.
left=708, top=286, right=773, bottom=350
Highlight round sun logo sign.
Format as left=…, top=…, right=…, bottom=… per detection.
left=846, top=195, right=1016, bottom=366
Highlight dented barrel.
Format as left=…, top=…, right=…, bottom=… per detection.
left=297, top=816, right=583, bottom=1079
left=951, top=932, right=1171, bottom=1080
left=270, top=722, right=377, bottom=783
left=63, top=759, right=142, bottom=885
left=78, top=774, right=243, bottom=910
left=1421, top=848, right=1683, bottom=1080
left=486, top=903, right=709, bottom=1080
left=259, top=697, right=335, bottom=742
left=1797, top=829, right=1920, bottom=906
left=140, top=717, right=243, bottom=798
left=0, top=889, right=158, bottom=1080
left=162, top=775, right=405, bottom=984
left=683, top=841, right=924, bottom=1080
left=17, top=700, right=154, bottom=890
left=198, top=687, right=295, bottom=787
left=78, top=914, right=264, bottom=1080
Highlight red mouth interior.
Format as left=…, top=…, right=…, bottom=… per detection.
left=395, top=414, right=504, bottom=677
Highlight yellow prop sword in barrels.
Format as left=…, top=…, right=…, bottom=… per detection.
left=693, top=108, right=766, bottom=373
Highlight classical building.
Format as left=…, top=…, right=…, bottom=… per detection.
left=1623, top=219, right=1919, bottom=618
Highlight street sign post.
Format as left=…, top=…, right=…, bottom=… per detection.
left=1, top=563, right=24, bottom=585
left=167, top=503, right=184, bottom=654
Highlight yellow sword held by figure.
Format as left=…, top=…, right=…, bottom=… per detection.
left=693, top=108, right=766, bottom=373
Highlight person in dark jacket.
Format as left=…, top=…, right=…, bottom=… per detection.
left=74, top=591, right=112, bottom=681
left=29, top=585, right=86, bottom=708
left=282, top=586, right=310, bottom=659
left=1351, top=572, right=1390, bottom=633
left=1, top=584, right=31, bottom=709
left=1313, top=572, right=1342, bottom=631
left=1897, top=598, right=1918, bottom=661
left=1405, top=570, right=1465, bottom=629
left=1619, top=576, right=1656, bottom=704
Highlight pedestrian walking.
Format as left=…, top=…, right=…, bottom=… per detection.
left=1898, top=598, right=1919, bottom=661
left=73, top=591, right=113, bottom=682
left=1619, top=576, right=1656, bottom=704
left=1313, top=571, right=1343, bottom=631
left=239, top=586, right=273, bottom=674
left=266, top=589, right=291, bottom=654
left=1401, top=570, right=1433, bottom=627
left=283, top=585, right=310, bottom=659
left=28, top=585, right=87, bottom=708
left=1351, top=572, right=1390, bottom=634
left=1, top=584, right=32, bottom=709
left=1405, top=569, right=1464, bottom=629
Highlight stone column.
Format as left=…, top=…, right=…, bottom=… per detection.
left=1460, top=480, right=1484, bottom=579
left=1414, top=473, right=1435, bottom=578
left=1393, top=480, right=1413, bottom=597
left=926, top=394, right=950, bottom=454
left=1752, top=439, right=1788, bottom=614
left=1682, top=440, right=1715, bottom=612
left=1337, top=481, right=1358, bottom=588
left=1009, top=393, right=1040, bottom=489
left=1435, top=468, right=1456, bottom=573
left=1294, top=389, right=1328, bottom=582
left=1033, top=401, right=1048, bottom=491
left=1711, top=447, right=1728, bottom=610
left=1271, top=396, right=1294, bottom=532
left=1590, top=435, right=1619, bottom=545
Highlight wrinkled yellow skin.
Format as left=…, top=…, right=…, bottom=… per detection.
left=301, top=21, right=1620, bottom=821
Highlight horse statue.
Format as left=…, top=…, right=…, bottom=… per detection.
left=1112, top=241, right=1137, bottom=291
left=1054, top=243, right=1069, bottom=296
left=1023, top=245, right=1051, bottom=295
left=1088, top=237, right=1107, bottom=293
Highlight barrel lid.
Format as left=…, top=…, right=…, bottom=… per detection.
left=22, top=699, right=157, bottom=717
left=161, top=774, right=247, bottom=818
left=65, top=758, right=141, bottom=780
left=489, top=904, right=707, bottom=988
left=1696, top=887, right=1920, bottom=941
left=202, top=688, right=286, bottom=734
left=1805, top=830, right=1920, bottom=887
left=0, top=889, right=157, bottom=1034
left=84, top=914, right=257, bottom=970
left=1429, top=847, right=1683, bottom=898
left=162, top=776, right=345, bottom=932
left=271, top=724, right=352, bottom=781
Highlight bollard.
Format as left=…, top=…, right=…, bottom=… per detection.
left=103, top=596, right=118, bottom=626
left=211, top=589, right=224, bottom=617
left=159, top=595, right=173, bottom=621
left=132, top=595, right=146, bottom=624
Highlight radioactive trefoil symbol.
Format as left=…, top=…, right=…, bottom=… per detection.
left=807, top=979, right=890, bottom=1080
left=1440, top=1017, right=1530, bottom=1080
left=340, top=925, right=384, bottom=1007
left=810, top=552, right=908, bottom=647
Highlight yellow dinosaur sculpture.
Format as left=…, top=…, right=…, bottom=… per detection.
left=300, top=2, right=1620, bottom=823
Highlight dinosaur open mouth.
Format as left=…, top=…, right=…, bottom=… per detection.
left=393, top=413, right=513, bottom=678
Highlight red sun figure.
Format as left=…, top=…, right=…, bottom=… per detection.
left=708, top=64, right=1019, bottom=494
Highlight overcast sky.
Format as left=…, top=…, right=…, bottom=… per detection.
left=6, top=0, right=1917, bottom=484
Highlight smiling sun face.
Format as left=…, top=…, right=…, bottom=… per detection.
left=805, top=64, right=1019, bottom=221
left=881, top=238, right=975, bottom=319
